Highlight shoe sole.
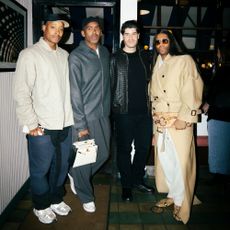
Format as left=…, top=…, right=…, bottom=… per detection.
left=83, top=205, right=96, bottom=213
left=83, top=208, right=96, bottom=213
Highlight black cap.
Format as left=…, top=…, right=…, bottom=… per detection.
left=44, top=14, right=69, bottom=28
left=81, top=16, right=102, bottom=29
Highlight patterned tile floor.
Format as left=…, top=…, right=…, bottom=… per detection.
left=1, top=165, right=230, bottom=230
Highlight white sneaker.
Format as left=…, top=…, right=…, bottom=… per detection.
left=33, top=207, right=56, bottom=224
left=68, top=173, right=77, bottom=194
left=83, top=201, right=96, bottom=213
left=50, top=201, right=71, bottom=216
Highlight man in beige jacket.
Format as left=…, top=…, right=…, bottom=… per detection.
left=13, top=14, right=73, bottom=224
left=149, top=30, right=203, bottom=224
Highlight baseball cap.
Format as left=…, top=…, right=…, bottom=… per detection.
left=44, top=14, right=70, bottom=28
left=81, top=16, right=102, bottom=29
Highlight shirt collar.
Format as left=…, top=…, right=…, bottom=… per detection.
left=39, top=37, right=59, bottom=51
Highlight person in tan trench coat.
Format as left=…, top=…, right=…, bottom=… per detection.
left=149, top=30, right=203, bottom=224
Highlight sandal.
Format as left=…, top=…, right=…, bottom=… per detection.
left=173, top=205, right=182, bottom=221
left=155, top=198, right=174, bottom=208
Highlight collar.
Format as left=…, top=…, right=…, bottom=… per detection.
left=39, top=37, right=59, bottom=51
left=79, top=40, right=100, bottom=54
left=157, top=54, right=172, bottom=68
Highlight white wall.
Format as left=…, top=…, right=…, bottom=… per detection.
left=120, top=0, right=137, bottom=24
left=0, top=0, right=32, bottom=215
left=120, top=0, right=138, bottom=43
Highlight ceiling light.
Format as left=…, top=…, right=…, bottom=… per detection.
left=140, top=10, right=150, bottom=16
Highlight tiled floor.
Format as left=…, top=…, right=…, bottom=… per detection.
left=1, top=165, right=230, bottom=229
left=108, top=166, right=230, bottom=230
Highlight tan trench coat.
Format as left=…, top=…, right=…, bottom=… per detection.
left=149, top=54, right=203, bottom=224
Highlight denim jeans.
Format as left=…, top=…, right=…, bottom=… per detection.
left=27, top=127, right=72, bottom=209
left=114, top=114, right=152, bottom=188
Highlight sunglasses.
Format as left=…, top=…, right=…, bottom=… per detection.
left=155, top=38, right=169, bottom=46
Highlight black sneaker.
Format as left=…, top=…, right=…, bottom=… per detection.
left=121, top=188, right=133, bottom=202
left=133, top=183, right=155, bottom=194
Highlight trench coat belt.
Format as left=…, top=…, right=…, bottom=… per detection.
left=153, top=112, right=178, bottom=132
left=153, top=112, right=195, bottom=133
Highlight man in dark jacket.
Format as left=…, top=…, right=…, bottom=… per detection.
left=110, top=20, right=154, bottom=201
left=68, top=17, right=111, bottom=213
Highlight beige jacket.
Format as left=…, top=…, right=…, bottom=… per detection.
left=149, top=54, right=203, bottom=224
left=13, top=37, right=73, bottom=130
left=150, top=54, right=203, bottom=125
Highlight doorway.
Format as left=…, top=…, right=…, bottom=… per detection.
left=32, top=0, right=120, bottom=53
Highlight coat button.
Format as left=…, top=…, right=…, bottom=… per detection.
left=167, top=103, right=170, bottom=106
left=163, top=90, right=166, bottom=93
left=162, top=75, right=165, bottom=78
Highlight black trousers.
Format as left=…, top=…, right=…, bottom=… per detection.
left=114, top=114, right=152, bottom=188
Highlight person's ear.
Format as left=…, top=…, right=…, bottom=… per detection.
left=42, top=24, right=46, bottom=32
left=81, top=30, right=85, bottom=37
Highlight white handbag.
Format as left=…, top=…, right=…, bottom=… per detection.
left=72, top=139, right=98, bottom=167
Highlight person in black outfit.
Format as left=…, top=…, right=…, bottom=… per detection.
left=110, top=20, right=154, bottom=201
left=202, top=41, right=230, bottom=184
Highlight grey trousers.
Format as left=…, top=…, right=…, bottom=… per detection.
left=70, top=116, right=111, bottom=203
